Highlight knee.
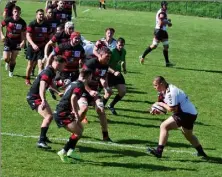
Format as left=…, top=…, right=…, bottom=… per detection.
left=163, top=45, right=169, bottom=51
left=150, top=45, right=157, bottom=49
left=80, top=105, right=88, bottom=113
left=160, top=122, right=168, bottom=131
left=118, top=89, right=126, bottom=97
left=96, top=107, right=105, bottom=115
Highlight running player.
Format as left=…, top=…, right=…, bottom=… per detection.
left=0, top=6, right=26, bottom=77
left=139, top=1, right=173, bottom=67
left=64, top=0, right=77, bottom=20
left=25, top=9, right=51, bottom=85
left=54, top=69, right=92, bottom=163
left=53, top=1, right=69, bottom=25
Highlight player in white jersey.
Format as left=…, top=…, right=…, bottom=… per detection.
left=148, top=76, right=207, bottom=158
left=93, top=27, right=117, bottom=59
left=139, top=1, right=173, bottom=67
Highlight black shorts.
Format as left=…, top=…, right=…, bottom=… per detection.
left=26, top=95, right=42, bottom=110
left=67, top=14, right=72, bottom=21
left=26, top=45, right=44, bottom=61
left=154, top=29, right=168, bottom=41
left=4, top=38, right=21, bottom=51
left=81, top=91, right=101, bottom=106
left=108, top=73, right=125, bottom=87
left=53, top=111, right=76, bottom=128
left=172, top=112, right=197, bottom=130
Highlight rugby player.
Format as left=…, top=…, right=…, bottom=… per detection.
left=54, top=69, right=92, bottom=163
left=26, top=56, right=66, bottom=149
left=3, top=0, right=17, bottom=19
left=104, top=37, right=127, bottom=115
left=25, top=9, right=51, bottom=85
left=0, top=6, right=26, bottom=77
left=139, top=1, right=173, bottom=67
left=78, top=47, right=112, bottom=141
left=148, top=76, right=208, bottom=158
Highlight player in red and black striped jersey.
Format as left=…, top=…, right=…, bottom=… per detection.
left=64, top=0, right=77, bottom=20
left=54, top=69, right=92, bottom=162
left=78, top=47, right=112, bottom=142
left=45, top=7, right=60, bottom=36
left=47, top=32, right=85, bottom=86
left=27, top=56, right=66, bottom=149
left=3, top=0, right=17, bottom=19
left=44, top=21, right=74, bottom=60
left=25, top=9, right=51, bottom=85
left=45, top=0, right=58, bottom=12
left=53, top=1, right=69, bottom=25
left=0, top=6, right=26, bottom=77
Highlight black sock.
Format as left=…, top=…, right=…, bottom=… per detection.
left=109, top=94, right=122, bottom=108
left=163, top=50, right=169, bottom=63
left=99, top=2, right=102, bottom=7
left=9, top=63, right=16, bottom=72
left=142, top=47, right=152, bottom=58
left=195, top=145, right=206, bottom=155
left=40, top=127, right=49, bottom=142
left=103, top=4, right=106, bottom=9
left=64, top=134, right=79, bottom=152
left=102, top=97, right=109, bottom=106
left=102, top=131, right=109, bottom=139
left=157, top=145, right=164, bottom=154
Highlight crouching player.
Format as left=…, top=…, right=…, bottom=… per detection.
left=27, top=56, right=65, bottom=149
left=54, top=69, right=92, bottom=163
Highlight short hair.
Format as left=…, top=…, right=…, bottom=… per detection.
left=105, top=27, right=115, bottom=33
left=79, top=68, right=92, bottom=79
left=98, top=46, right=112, bottom=55
left=13, top=6, right=21, bottom=12
left=36, top=9, right=44, bottom=14
left=154, top=76, right=167, bottom=85
left=117, top=37, right=125, bottom=44
left=158, top=12, right=167, bottom=18
left=46, top=7, right=53, bottom=12
left=54, top=55, right=66, bottom=63
left=57, top=24, right=64, bottom=30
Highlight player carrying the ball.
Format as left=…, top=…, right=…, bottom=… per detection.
left=148, top=76, right=207, bottom=158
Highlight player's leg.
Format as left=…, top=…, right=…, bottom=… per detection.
left=78, top=96, right=89, bottom=123
left=37, top=105, right=53, bottom=149
left=139, top=37, right=159, bottom=64
left=9, top=50, right=19, bottom=77
left=148, top=116, right=178, bottom=157
left=25, top=45, right=36, bottom=85
left=95, top=98, right=111, bottom=141
left=108, top=74, right=126, bottom=115
left=3, top=43, right=11, bottom=71
left=181, top=125, right=207, bottom=157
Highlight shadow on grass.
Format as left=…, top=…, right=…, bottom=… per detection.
left=108, top=113, right=164, bottom=121
left=78, top=145, right=147, bottom=158
left=173, top=66, right=222, bottom=74
left=79, top=159, right=196, bottom=171
left=107, top=119, right=159, bottom=129
left=121, top=99, right=154, bottom=104
left=173, top=156, right=222, bottom=164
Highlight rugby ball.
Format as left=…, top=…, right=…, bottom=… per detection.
left=151, top=103, right=167, bottom=114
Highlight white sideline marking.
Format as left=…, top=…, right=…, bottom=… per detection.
left=82, top=9, right=90, bottom=13
left=1, top=132, right=193, bottom=154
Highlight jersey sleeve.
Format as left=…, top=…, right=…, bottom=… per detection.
left=1, top=18, right=9, bottom=27
left=26, top=21, right=34, bottom=33
left=40, top=70, right=53, bottom=85
left=166, top=91, right=178, bottom=107
left=51, top=32, right=60, bottom=43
